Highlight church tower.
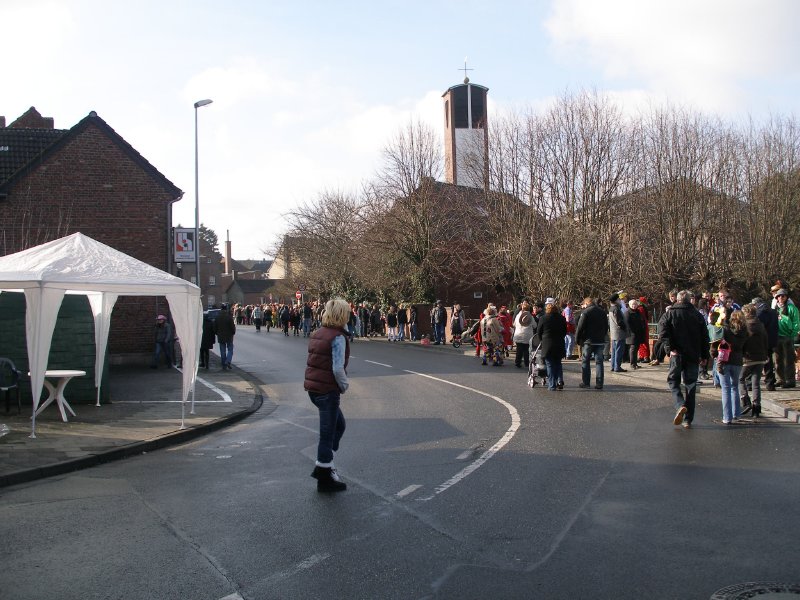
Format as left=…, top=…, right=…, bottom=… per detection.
left=442, top=71, right=489, bottom=188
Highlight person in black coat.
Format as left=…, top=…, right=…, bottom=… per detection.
left=659, top=290, right=711, bottom=428
left=537, top=303, right=567, bottom=390
left=199, top=313, right=216, bottom=369
left=740, top=303, right=769, bottom=417
left=626, top=299, right=648, bottom=369
left=575, top=297, right=609, bottom=389
left=753, top=296, right=779, bottom=391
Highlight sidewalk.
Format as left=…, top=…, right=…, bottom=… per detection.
left=0, top=355, right=267, bottom=488
left=358, top=335, right=800, bottom=423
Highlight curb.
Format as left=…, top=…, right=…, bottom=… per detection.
left=0, top=371, right=266, bottom=489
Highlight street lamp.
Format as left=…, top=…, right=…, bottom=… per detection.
left=194, top=98, right=213, bottom=304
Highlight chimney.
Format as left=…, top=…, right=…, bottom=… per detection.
left=0, top=116, right=5, bottom=128
left=225, top=229, right=232, bottom=274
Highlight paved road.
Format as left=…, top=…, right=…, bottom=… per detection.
left=1, top=328, right=798, bottom=599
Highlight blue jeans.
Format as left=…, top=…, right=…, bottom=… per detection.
left=309, top=390, right=345, bottom=465
left=581, top=342, right=605, bottom=386
left=720, top=363, right=742, bottom=422
left=302, top=318, right=312, bottom=337
left=544, top=358, right=563, bottom=390
left=434, top=323, right=445, bottom=343
left=611, top=339, right=625, bottom=371
left=667, top=354, right=699, bottom=423
left=218, top=341, right=234, bottom=367
left=151, top=342, right=174, bottom=368
left=564, top=334, right=575, bottom=358
left=410, top=323, right=418, bottom=341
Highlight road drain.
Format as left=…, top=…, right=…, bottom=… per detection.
left=711, top=582, right=800, bottom=599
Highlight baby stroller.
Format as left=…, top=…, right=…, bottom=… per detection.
left=527, top=343, right=547, bottom=388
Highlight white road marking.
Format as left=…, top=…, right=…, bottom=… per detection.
left=219, top=593, right=244, bottom=600
left=269, top=553, right=331, bottom=582
left=191, top=371, right=233, bottom=402
left=403, top=369, right=521, bottom=501
left=456, top=450, right=473, bottom=460
left=365, top=360, right=393, bottom=368
left=397, top=484, right=422, bottom=498
left=118, top=367, right=233, bottom=403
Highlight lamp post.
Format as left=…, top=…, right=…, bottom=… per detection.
left=194, top=98, right=213, bottom=304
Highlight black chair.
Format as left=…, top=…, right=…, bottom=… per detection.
left=0, top=358, right=21, bottom=414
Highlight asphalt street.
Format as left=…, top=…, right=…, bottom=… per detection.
left=1, top=327, right=798, bottom=600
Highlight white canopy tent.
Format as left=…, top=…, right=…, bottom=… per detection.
left=0, top=232, right=202, bottom=437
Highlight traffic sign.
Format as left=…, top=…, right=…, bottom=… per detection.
left=295, top=291, right=302, bottom=299
left=299, top=284, right=306, bottom=292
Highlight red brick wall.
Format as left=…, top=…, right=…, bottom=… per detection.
left=0, top=122, right=179, bottom=357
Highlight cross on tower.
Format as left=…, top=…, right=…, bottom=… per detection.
left=459, top=58, right=474, bottom=83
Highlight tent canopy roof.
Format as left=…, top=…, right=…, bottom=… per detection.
left=0, top=232, right=199, bottom=296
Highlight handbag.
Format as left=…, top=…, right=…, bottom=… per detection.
left=716, top=340, right=731, bottom=363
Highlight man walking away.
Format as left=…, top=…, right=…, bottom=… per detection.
left=214, top=303, right=236, bottom=370
left=659, top=290, right=710, bottom=428
left=575, top=297, right=608, bottom=390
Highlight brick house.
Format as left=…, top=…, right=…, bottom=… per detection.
left=0, top=107, right=183, bottom=383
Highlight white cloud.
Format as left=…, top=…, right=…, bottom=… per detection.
left=544, top=0, right=800, bottom=114
left=168, top=59, right=452, bottom=258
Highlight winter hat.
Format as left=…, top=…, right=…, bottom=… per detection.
left=156, top=314, right=167, bottom=321
left=775, top=289, right=789, bottom=297
left=545, top=297, right=555, bottom=305
left=608, top=293, right=619, bottom=303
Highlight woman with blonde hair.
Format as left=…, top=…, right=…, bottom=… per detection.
left=304, top=297, right=351, bottom=492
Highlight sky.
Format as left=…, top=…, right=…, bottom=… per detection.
left=4, top=0, right=799, bottom=260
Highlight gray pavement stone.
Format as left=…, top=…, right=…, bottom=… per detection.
left=0, top=356, right=267, bottom=487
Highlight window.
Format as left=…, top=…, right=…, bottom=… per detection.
left=208, top=295, right=216, bottom=307
left=209, top=275, right=216, bottom=286
left=190, top=276, right=197, bottom=285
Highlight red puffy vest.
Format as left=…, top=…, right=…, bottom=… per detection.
left=304, top=326, right=350, bottom=393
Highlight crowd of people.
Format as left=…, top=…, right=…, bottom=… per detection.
left=192, top=280, right=798, bottom=431
left=467, top=281, right=799, bottom=428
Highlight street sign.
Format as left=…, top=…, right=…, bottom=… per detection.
left=296, top=291, right=302, bottom=299
left=299, top=284, right=306, bottom=292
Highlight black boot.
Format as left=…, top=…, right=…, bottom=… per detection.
left=752, top=403, right=761, bottom=418
left=311, top=466, right=347, bottom=493
left=741, top=396, right=752, bottom=415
